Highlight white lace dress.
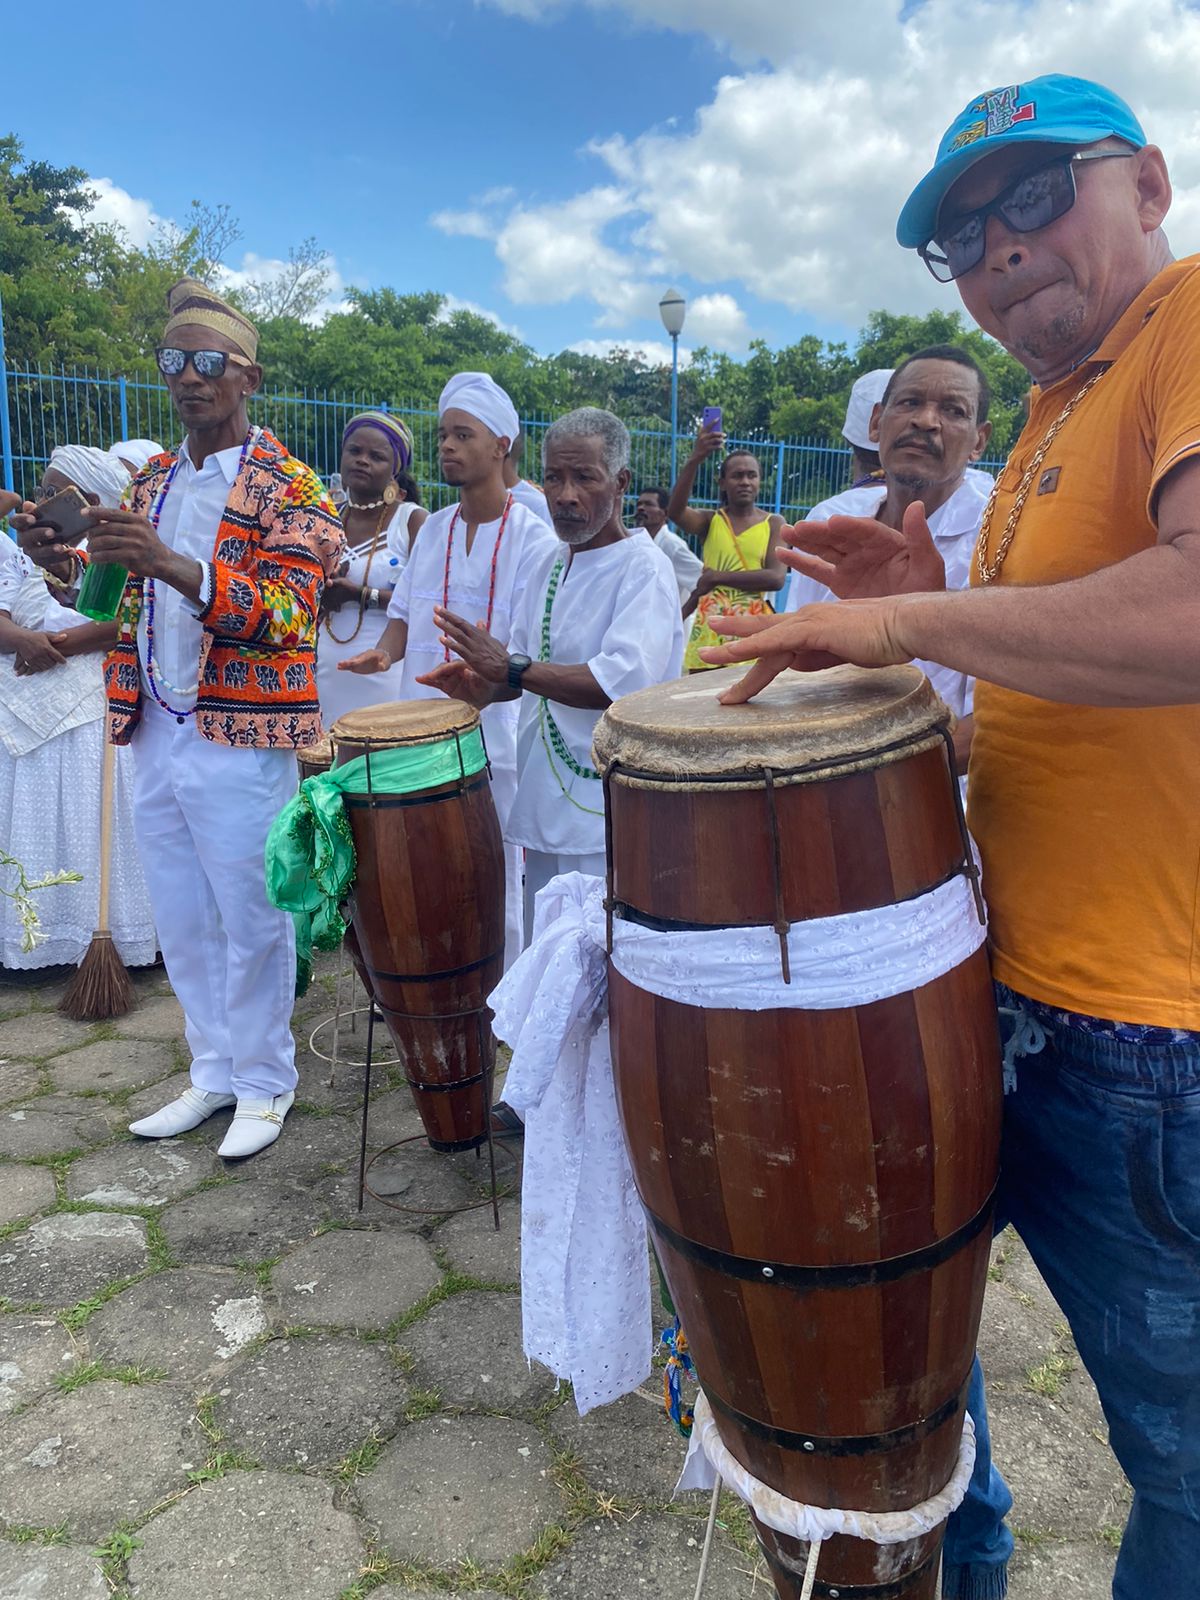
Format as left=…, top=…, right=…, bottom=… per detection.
left=0, top=548, right=156, bottom=970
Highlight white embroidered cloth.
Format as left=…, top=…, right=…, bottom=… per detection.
left=0, top=567, right=104, bottom=758
left=489, top=867, right=986, bottom=1416
left=490, top=874, right=650, bottom=1414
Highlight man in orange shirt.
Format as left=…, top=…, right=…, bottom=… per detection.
left=702, top=75, right=1200, bottom=1600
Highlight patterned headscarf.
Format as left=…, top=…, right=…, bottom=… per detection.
left=341, top=411, right=414, bottom=475
left=163, top=277, right=259, bottom=362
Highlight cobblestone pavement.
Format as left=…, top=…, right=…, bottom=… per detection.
left=0, top=960, right=1128, bottom=1598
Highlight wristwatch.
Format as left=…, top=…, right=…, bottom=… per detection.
left=506, top=652, right=533, bottom=689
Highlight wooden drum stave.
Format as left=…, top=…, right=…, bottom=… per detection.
left=595, top=665, right=1002, bottom=1600
left=330, top=700, right=506, bottom=1153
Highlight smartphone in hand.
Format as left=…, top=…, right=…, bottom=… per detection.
left=31, top=485, right=92, bottom=544
left=701, top=405, right=723, bottom=434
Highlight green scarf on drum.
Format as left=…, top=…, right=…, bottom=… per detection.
left=265, top=729, right=489, bottom=994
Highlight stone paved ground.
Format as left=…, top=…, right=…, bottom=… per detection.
left=0, top=959, right=1128, bottom=1598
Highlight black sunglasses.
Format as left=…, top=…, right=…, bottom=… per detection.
left=155, top=347, right=252, bottom=379
left=920, top=148, right=1136, bottom=282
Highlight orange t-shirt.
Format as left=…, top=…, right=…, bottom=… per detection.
left=969, top=257, right=1200, bottom=1027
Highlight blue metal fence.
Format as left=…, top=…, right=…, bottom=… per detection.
left=0, top=363, right=1004, bottom=521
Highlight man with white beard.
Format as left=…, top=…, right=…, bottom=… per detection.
left=419, top=407, right=685, bottom=942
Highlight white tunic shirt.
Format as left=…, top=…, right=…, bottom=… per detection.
left=781, top=471, right=990, bottom=719
left=508, top=478, right=555, bottom=527
left=504, top=531, right=685, bottom=856
left=653, top=526, right=703, bottom=604
left=136, top=436, right=243, bottom=715
left=388, top=497, right=557, bottom=825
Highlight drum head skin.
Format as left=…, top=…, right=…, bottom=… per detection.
left=297, top=736, right=335, bottom=775
left=593, top=664, right=949, bottom=788
left=332, top=699, right=480, bottom=751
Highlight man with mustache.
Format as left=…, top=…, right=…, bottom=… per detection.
left=418, top=407, right=685, bottom=944
left=783, top=345, right=993, bottom=764
left=701, top=74, right=1200, bottom=1599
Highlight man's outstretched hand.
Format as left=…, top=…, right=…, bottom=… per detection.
left=783, top=501, right=947, bottom=598
left=698, top=596, right=923, bottom=704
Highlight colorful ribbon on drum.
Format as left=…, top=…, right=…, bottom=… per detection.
left=264, top=729, right=488, bottom=991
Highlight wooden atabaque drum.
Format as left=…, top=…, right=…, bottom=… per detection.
left=594, top=665, right=1002, bottom=1600
left=331, top=700, right=505, bottom=1153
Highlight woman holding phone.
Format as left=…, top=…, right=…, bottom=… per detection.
left=667, top=422, right=786, bottom=671
left=0, top=448, right=155, bottom=977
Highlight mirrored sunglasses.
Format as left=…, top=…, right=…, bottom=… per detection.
left=920, top=149, right=1135, bottom=283
left=155, top=347, right=251, bottom=379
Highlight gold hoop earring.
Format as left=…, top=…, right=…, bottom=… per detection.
left=383, top=482, right=399, bottom=505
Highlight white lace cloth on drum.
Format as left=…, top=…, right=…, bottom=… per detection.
left=678, top=1392, right=977, bottom=1546
left=488, top=867, right=987, bottom=1416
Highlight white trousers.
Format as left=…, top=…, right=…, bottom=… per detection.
left=521, top=848, right=606, bottom=950
left=132, top=704, right=299, bottom=1098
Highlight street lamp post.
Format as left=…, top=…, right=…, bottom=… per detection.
left=658, top=288, right=686, bottom=484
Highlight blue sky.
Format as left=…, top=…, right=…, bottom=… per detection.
left=6, top=1, right=1199, bottom=362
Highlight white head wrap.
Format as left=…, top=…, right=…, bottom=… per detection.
left=842, top=368, right=894, bottom=450
left=438, top=371, right=519, bottom=446
left=108, top=439, right=164, bottom=474
left=47, top=444, right=130, bottom=509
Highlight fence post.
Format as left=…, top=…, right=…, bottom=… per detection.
left=118, top=374, right=129, bottom=442
left=0, top=285, right=13, bottom=494
left=773, top=439, right=785, bottom=515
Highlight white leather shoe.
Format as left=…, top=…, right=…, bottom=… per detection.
left=129, top=1088, right=236, bottom=1139
left=217, top=1092, right=295, bottom=1160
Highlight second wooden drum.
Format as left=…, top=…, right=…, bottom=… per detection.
left=331, top=700, right=505, bottom=1152
left=594, top=664, right=1002, bottom=1600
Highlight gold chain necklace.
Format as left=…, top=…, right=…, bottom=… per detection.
left=975, top=364, right=1110, bottom=585
left=323, top=502, right=392, bottom=645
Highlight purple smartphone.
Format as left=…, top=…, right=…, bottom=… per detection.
left=701, top=405, right=723, bottom=433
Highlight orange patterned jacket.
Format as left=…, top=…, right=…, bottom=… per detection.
left=104, top=429, right=345, bottom=749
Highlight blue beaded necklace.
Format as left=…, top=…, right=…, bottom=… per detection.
left=143, top=427, right=259, bottom=722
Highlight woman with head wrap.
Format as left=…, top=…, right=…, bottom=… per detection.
left=0, top=448, right=156, bottom=976
left=108, top=439, right=165, bottom=477
left=316, top=410, right=427, bottom=725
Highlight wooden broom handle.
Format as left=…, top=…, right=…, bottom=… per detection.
left=97, top=738, right=116, bottom=934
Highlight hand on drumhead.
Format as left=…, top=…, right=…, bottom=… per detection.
left=783, top=502, right=946, bottom=599
left=415, top=660, right=496, bottom=708
left=338, top=647, right=391, bottom=674
left=699, top=599, right=917, bottom=703
left=432, top=606, right=509, bottom=684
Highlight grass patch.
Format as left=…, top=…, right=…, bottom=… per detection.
left=93, top=1526, right=144, bottom=1586
left=59, top=1275, right=145, bottom=1332
left=1026, top=1352, right=1075, bottom=1399
left=235, top=1254, right=280, bottom=1290
left=404, top=1387, right=442, bottom=1422
left=1099, top=1523, right=1124, bottom=1549
left=186, top=1449, right=260, bottom=1485
left=335, top=1429, right=388, bottom=1484
left=1013, top=1525, right=1055, bottom=1548
left=55, top=1360, right=166, bottom=1394
left=2, top=1520, right=70, bottom=1546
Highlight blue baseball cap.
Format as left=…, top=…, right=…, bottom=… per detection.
left=896, top=74, right=1146, bottom=249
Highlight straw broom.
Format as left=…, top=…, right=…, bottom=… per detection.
left=60, top=738, right=135, bottom=1021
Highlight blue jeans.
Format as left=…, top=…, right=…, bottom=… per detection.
left=944, top=989, right=1200, bottom=1598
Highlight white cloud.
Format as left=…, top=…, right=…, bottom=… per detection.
left=84, top=177, right=163, bottom=250
left=467, top=0, right=1200, bottom=331
left=431, top=208, right=496, bottom=239
left=684, top=292, right=750, bottom=352
left=568, top=337, right=692, bottom=365
left=215, top=251, right=346, bottom=326
left=437, top=293, right=525, bottom=337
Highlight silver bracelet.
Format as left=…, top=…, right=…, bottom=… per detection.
left=369, top=587, right=381, bottom=610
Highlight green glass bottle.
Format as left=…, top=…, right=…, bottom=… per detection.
left=75, top=559, right=130, bottom=623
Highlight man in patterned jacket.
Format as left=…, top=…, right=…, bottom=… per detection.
left=19, top=279, right=344, bottom=1158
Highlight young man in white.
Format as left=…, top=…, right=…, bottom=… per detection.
left=418, top=407, right=685, bottom=941
left=340, top=373, right=557, bottom=960
left=782, top=346, right=993, bottom=767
